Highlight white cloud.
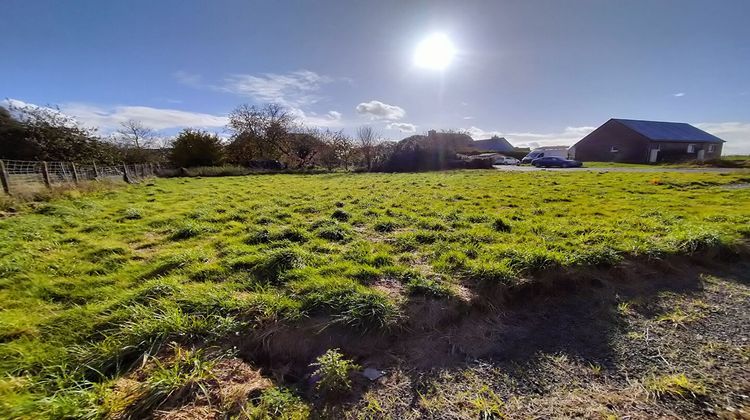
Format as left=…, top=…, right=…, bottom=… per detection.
left=464, top=126, right=503, bottom=139
left=59, top=103, right=228, bottom=131
left=289, top=108, right=344, bottom=128
left=386, top=122, right=417, bottom=133
left=3, top=98, right=228, bottom=133
left=174, top=69, right=348, bottom=128
left=462, top=116, right=474, bottom=120
left=463, top=125, right=596, bottom=148
left=673, top=92, right=686, bottom=97
left=5, top=98, right=350, bottom=135
left=355, top=100, right=405, bottom=121
left=218, top=70, right=332, bottom=107
left=694, top=122, right=750, bottom=155
left=174, top=70, right=202, bottom=87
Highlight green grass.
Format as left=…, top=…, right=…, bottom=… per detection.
left=583, top=161, right=662, bottom=168
left=0, top=170, right=749, bottom=417
left=584, top=156, right=750, bottom=168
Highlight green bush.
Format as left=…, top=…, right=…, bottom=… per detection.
left=169, top=129, right=224, bottom=168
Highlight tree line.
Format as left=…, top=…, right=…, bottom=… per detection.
left=0, top=102, right=390, bottom=171
left=0, top=101, right=493, bottom=172
left=172, top=104, right=387, bottom=171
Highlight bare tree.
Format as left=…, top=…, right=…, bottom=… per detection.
left=318, top=129, right=355, bottom=171
left=117, top=119, right=154, bottom=149
left=357, top=126, right=378, bottom=171
left=227, top=104, right=300, bottom=161
left=338, top=133, right=357, bottom=171
left=284, top=128, right=325, bottom=168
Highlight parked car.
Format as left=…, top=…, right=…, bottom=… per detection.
left=493, top=156, right=520, bottom=165
left=521, top=146, right=570, bottom=164
left=531, top=157, right=583, bottom=168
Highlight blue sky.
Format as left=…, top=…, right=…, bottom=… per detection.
left=2, top=0, right=749, bottom=153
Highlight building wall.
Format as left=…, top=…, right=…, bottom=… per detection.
left=571, top=120, right=651, bottom=163
left=651, top=141, right=723, bottom=162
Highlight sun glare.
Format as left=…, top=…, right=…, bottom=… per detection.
left=414, top=33, right=456, bottom=70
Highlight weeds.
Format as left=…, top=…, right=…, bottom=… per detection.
left=104, top=344, right=216, bottom=418
left=240, top=387, right=310, bottom=419
left=656, top=308, right=704, bottom=326
left=310, top=349, right=360, bottom=395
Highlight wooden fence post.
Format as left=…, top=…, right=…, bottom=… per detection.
left=71, top=163, right=80, bottom=184
left=41, top=162, right=52, bottom=188
left=93, top=162, right=100, bottom=179
left=0, top=160, right=11, bottom=195
left=122, top=164, right=135, bottom=184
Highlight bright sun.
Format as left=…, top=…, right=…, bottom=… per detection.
left=414, top=33, right=456, bottom=70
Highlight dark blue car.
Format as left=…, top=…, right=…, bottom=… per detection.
left=531, top=157, right=583, bottom=168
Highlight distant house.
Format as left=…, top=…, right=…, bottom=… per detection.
left=570, top=118, right=725, bottom=163
left=473, top=136, right=514, bottom=153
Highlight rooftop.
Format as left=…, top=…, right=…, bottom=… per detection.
left=613, top=118, right=725, bottom=143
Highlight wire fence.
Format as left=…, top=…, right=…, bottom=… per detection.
left=0, top=159, right=160, bottom=196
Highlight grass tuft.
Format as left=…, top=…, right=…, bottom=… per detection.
left=251, top=248, right=305, bottom=283
left=644, top=374, right=707, bottom=400
left=122, top=208, right=143, bottom=220
left=331, top=209, right=350, bottom=221
left=169, top=221, right=206, bottom=240
left=491, top=218, right=512, bottom=233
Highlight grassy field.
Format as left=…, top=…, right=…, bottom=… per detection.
left=583, top=155, right=750, bottom=168
left=1, top=170, right=749, bottom=418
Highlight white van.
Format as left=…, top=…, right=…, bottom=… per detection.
left=521, top=146, right=570, bottom=164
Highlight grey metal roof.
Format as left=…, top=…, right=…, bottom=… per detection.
left=613, top=118, right=725, bottom=143
left=473, top=137, right=514, bottom=152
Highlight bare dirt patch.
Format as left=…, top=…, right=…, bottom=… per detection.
left=223, top=255, right=750, bottom=419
